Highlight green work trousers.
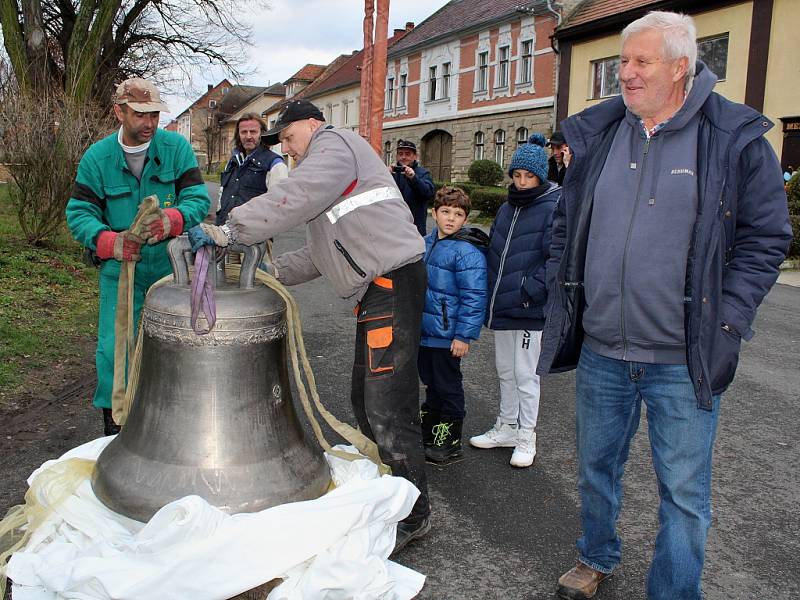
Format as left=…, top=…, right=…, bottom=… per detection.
left=93, top=259, right=172, bottom=409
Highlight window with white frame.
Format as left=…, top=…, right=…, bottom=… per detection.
left=474, top=131, right=485, bottom=160
left=384, top=141, right=392, bottom=165
left=428, top=66, right=437, bottom=101
left=519, top=40, right=533, bottom=84
left=591, top=57, right=620, bottom=99
left=442, top=62, right=451, bottom=98
left=399, top=74, right=407, bottom=107
left=476, top=51, right=489, bottom=92
left=516, top=127, right=528, bottom=147
left=386, top=77, right=395, bottom=110
left=497, top=46, right=510, bottom=88
left=495, top=129, right=505, bottom=165
left=697, top=34, right=728, bottom=80
left=342, top=100, right=350, bottom=125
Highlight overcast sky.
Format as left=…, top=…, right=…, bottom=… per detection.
left=164, top=0, right=451, bottom=118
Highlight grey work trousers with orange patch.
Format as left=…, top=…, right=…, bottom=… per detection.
left=351, top=260, right=430, bottom=523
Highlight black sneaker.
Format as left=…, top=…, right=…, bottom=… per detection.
left=391, top=516, right=431, bottom=556
left=425, top=441, right=464, bottom=464
left=425, top=418, right=463, bottom=464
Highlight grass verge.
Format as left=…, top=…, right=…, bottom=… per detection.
left=0, top=184, right=99, bottom=402
left=203, top=170, right=221, bottom=184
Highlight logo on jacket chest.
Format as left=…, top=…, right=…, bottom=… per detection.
left=670, top=168, right=695, bottom=177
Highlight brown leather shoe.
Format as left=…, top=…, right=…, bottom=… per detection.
left=556, top=562, right=613, bottom=599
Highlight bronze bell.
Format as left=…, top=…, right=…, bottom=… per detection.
left=91, top=237, right=331, bottom=522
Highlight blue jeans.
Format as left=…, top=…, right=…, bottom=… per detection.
left=575, top=344, right=720, bottom=600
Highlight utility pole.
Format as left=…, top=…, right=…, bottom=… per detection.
left=359, top=0, right=390, bottom=155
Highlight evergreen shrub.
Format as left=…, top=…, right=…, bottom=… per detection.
left=785, top=174, right=800, bottom=259
left=468, top=159, right=504, bottom=187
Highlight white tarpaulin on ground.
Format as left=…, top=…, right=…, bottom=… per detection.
left=7, top=437, right=425, bottom=599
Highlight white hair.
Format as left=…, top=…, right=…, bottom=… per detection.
left=622, top=11, right=698, bottom=85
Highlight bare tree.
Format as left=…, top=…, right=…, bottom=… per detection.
left=202, top=103, right=223, bottom=173
left=0, top=83, right=116, bottom=245
left=0, top=0, right=265, bottom=103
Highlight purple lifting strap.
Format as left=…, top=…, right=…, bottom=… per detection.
left=190, top=246, right=217, bottom=335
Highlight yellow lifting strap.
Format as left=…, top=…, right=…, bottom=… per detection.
left=110, top=196, right=161, bottom=426
left=0, top=458, right=95, bottom=598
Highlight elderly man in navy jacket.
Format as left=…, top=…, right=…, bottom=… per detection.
left=390, top=139, right=436, bottom=236
left=538, top=11, right=792, bottom=600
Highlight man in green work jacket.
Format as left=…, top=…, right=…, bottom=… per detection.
left=66, top=78, right=210, bottom=435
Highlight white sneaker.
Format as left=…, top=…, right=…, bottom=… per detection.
left=469, top=418, right=518, bottom=449
left=510, top=429, right=536, bottom=467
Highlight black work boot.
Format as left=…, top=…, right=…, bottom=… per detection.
left=420, top=407, right=440, bottom=448
left=102, top=408, right=121, bottom=436
left=391, top=513, right=432, bottom=557
left=425, top=417, right=463, bottom=465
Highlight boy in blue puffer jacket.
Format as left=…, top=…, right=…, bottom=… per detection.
left=469, top=133, right=560, bottom=468
left=419, top=186, right=489, bottom=465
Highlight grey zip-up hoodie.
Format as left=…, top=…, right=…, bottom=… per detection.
left=582, top=66, right=718, bottom=364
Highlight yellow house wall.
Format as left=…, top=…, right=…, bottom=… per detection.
left=763, top=0, right=800, bottom=160
left=567, top=36, right=621, bottom=115
left=567, top=3, right=754, bottom=116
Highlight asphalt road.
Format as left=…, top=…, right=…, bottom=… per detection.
left=1, top=189, right=798, bottom=599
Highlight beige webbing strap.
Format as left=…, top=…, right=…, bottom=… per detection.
left=110, top=196, right=161, bottom=425
left=110, top=261, right=136, bottom=424
left=117, top=272, right=172, bottom=427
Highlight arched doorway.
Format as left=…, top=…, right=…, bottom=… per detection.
left=422, top=130, right=453, bottom=182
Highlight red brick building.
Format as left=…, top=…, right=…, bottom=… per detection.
left=170, top=80, right=233, bottom=170
left=382, top=0, right=562, bottom=181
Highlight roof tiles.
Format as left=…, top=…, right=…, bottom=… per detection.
left=560, top=0, right=660, bottom=30
left=286, top=64, right=327, bottom=83
left=389, top=0, right=552, bottom=56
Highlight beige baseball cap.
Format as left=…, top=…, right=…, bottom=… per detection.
left=114, top=78, right=170, bottom=113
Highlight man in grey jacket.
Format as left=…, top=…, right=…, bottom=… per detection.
left=541, top=12, right=792, bottom=600
left=189, top=100, right=431, bottom=554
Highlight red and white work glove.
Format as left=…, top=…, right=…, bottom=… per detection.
left=95, top=230, right=144, bottom=262
left=140, top=207, right=184, bottom=245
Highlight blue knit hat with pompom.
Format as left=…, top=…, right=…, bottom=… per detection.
left=508, top=132, right=548, bottom=182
